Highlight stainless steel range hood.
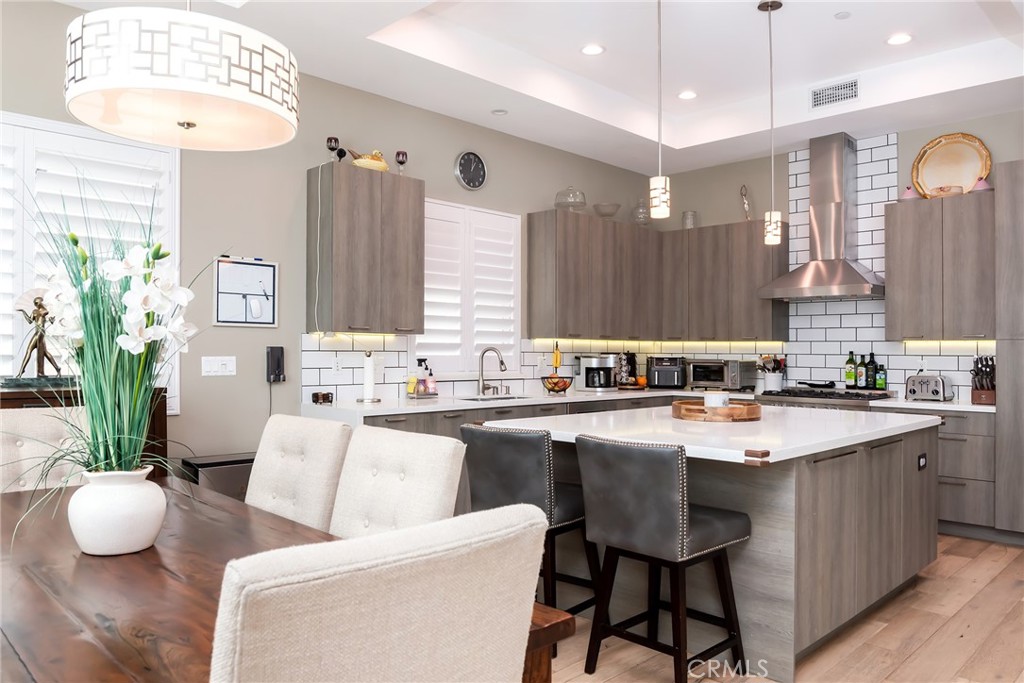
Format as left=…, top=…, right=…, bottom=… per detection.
left=759, top=132, right=885, bottom=300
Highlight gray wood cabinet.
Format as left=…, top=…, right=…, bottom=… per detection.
left=995, top=160, right=1024, bottom=339
left=942, top=192, right=995, bottom=340
left=364, top=402, right=570, bottom=440
left=687, top=225, right=732, bottom=341
left=901, top=428, right=937, bottom=582
left=589, top=217, right=620, bottom=340
left=795, top=446, right=860, bottom=647
left=729, top=221, right=789, bottom=341
left=795, top=428, right=938, bottom=649
left=306, top=162, right=425, bottom=334
left=527, top=210, right=591, bottom=339
left=884, top=193, right=995, bottom=341
left=996, top=339, right=1024, bottom=532
left=629, top=224, right=661, bottom=341
left=884, top=199, right=943, bottom=340
left=660, top=230, right=689, bottom=340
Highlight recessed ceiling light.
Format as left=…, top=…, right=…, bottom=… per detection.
left=887, top=32, right=912, bottom=45
left=581, top=44, right=605, bottom=56
left=491, top=109, right=508, bottom=116
left=834, top=11, right=851, bottom=20
left=677, top=90, right=697, bottom=100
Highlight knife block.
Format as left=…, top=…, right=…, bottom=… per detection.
left=971, top=389, right=996, bottom=405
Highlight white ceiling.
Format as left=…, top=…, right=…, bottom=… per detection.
left=62, top=1, right=1024, bottom=174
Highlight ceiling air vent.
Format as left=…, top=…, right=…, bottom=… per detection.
left=810, top=79, right=859, bottom=109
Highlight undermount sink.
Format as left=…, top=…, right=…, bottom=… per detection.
left=461, top=395, right=532, bottom=402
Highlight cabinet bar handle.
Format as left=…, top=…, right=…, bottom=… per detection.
left=442, top=413, right=464, bottom=419
left=741, top=337, right=758, bottom=341
left=494, top=409, right=513, bottom=415
left=811, top=450, right=857, bottom=465
left=869, top=440, right=901, bottom=450
left=567, top=333, right=582, bottom=338
left=628, top=336, right=640, bottom=340
left=961, top=334, right=986, bottom=338
left=599, top=335, right=613, bottom=339
left=393, top=327, right=415, bottom=333
left=347, top=325, right=371, bottom=331
left=383, top=417, right=407, bottom=423
left=938, top=435, right=969, bottom=442
left=539, top=407, right=557, bottom=412
left=700, top=336, right=715, bottom=341
left=938, top=479, right=968, bottom=487
left=903, top=335, right=924, bottom=339
left=665, top=337, right=682, bottom=341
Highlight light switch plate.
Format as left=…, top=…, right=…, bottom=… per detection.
left=202, top=356, right=237, bottom=376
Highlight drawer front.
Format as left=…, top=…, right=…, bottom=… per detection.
left=871, top=408, right=994, bottom=436
left=364, top=412, right=440, bottom=436
left=937, top=412, right=994, bottom=437
left=937, top=477, right=994, bottom=527
left=937, top=434, right=995, bottom=481
left=433, top=409, right=483, bottom=440
left=568, top=396, right=674, bottom=414
left=485, top=404, right=560, bottom=422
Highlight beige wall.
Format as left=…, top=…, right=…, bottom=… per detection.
left=2, top=1, right=645, bottom=456
left=663, top=154, right=790, bottom=230
left=898, top=110, right=1024, bottom=190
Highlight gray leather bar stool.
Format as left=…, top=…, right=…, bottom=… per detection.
left=575, top=434, right=750, bottom=683
left=461, top=424, right=602, bottom=619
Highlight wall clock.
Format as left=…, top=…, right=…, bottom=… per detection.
left=455, top=151, right=486, bottom=190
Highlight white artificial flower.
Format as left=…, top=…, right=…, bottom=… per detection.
left=165, top=314, right=198, bottom=354
left=43, top=273, right=80, bottom=317
left=115, top=316, right=166, bottom=355
left=100, top=245, right=150, bottom=281
left=150, top=261, right=194, bottom=309
left=122, top=276, right=173, bottom=316
left=49, top=310, right=85, bottom=347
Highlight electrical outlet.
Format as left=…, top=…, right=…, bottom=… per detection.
left=332, top=355, right=344, bottom=373
left=201, top=356, right=236, bottom=376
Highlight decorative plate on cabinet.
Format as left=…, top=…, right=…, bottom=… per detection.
left=911, top=132, right=991, bottom=198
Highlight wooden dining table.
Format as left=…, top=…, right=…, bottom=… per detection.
left=1, top=478, right=573, bottom=683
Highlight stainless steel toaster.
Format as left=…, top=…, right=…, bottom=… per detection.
left=906, top=374, right=954, bottom=401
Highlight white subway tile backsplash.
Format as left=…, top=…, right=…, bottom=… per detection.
left=784, top=341, right=812, bottom=354
left=857, top=160, right=890, bottom=178
left=811, top=341, right=842, bottom=355
left=301, top=351, right=336, bottom=369
left=872, top=145, right=897, bottom=161
left=301, top=368, right=321, bottom=385
left=798, top=328, right=827, bottom=341
left=857, top=135, right=889, bottom=150
left=319, top=335, right=354, bottom=351
left=825, top=301, right=857, bottom=315
left=797, top=302, right=827, bottom=316
left=796, top=149, right=809, bottom=161
left=857, top=327, right=886, bottom=341
left=790, top=159, right=809, bottom=175
left=826, top=328, right=857, bottom=342
left=812, top=315, right=842, bottom=328
left=858, top=188, right=890, bottom=205
left=301, top=334, right=320, bottom=350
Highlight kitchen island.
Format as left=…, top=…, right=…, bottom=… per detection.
left=485, top=405, right=941, bottom=683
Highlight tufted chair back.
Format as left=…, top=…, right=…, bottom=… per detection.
left=1, top=407, right=86, bottom=491
left=210, top=504, right=548, bottom=683
left=245, top=415, right=353, bottom=532
left=460, top=424, right=553, bottom=522
left=329, top=425, right=466, bottom=539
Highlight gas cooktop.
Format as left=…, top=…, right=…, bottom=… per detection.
left=757, top=387, right=894, bottom=410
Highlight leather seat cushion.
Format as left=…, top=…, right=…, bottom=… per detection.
left=552, top=482, right=585, bottom=527
left=686, top=504, right=751, bottom=559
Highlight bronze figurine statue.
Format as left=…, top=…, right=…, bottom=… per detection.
left=16, top=296, right=61, bottom=378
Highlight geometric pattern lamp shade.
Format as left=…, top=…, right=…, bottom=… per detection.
left=66, top=7, right=299, bottom=151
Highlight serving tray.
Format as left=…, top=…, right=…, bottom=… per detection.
left=912, top=132, right=991, bottom=198
left=671, top=400, right=761, bottom=422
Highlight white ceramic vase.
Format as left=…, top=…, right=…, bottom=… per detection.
left=67, top=465, right=167, bottom=555
left=764, top=373, right=784, bottom=392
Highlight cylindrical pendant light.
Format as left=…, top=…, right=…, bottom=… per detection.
left=760, top=1, right=782, bottom=244
left=649, top=0, right=670, bottom=219
left=65, top=6, right=299, bottom=151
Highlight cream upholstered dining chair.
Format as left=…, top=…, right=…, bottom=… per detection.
left=1, top=407, right=85, bottom=491
left=328, top=425, right=465, bottom=539
left=210, top=504, right=548, bottom=683
left=244, top=415, right=353, bottom=532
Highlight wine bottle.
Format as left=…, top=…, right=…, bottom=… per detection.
left=856, top=354, right=867, bottom=388
left=875, top=364, right=887, bottom=390
left=866, top=352, right=877, bottom=389
left=845, top=351, right=857, bottom=389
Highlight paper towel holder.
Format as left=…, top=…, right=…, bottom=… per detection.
left=356, top=349, right=382, bottom=403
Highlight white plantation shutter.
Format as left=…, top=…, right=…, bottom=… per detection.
left=415, top=199, right=520, bottom=374
left=0, top=113, right=181, bottom=413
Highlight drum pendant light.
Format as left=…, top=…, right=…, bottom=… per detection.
left=760, top=0, right=782, bottom=244
left=64, top=2, right=299, bottom=151
left=649, top=0, right=670, bottom=220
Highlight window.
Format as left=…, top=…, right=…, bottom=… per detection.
left=414, top=199, right=521, bottom=374
left=1, top=112, right=182, bottom=413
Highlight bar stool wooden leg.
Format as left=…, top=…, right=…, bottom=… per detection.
left=713, top=550, right=745, bottom=673
left=646, top=562, right=661, bottom=641
left=668, top=561, right=688, bottom=683
left=542, top=532, right=557, bottom=608
left=583, top=532, right=601, bottom=592
left=584, top=547, right=619, bottom=675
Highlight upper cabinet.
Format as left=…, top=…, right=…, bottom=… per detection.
left=884, top=192, right=995, bottom=341
left=995, top=160, right=1024, bottom=340
left=306, top=162, right=425, bottom=335
left=660, top=229, right=688, bottom=341
left=686, top=221, right=789, bottom=342
left=527, top=210, right=662, bottom=341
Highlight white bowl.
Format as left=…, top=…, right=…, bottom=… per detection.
left=593, top=203, right=621, bottom=218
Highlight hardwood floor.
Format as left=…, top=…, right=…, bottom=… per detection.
left=552, top=535, right=1024, bottom=683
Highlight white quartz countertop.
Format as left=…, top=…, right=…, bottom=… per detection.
left=483, top=405, right=941, bottom=465
left=301, top=389, right=755, bottom=420
left=868, top=397, right=996, bottom=414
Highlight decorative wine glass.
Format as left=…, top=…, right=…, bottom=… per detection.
left=326, top=136, right=339, bottom=161
left=395, top=150, right=408, bottom=176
